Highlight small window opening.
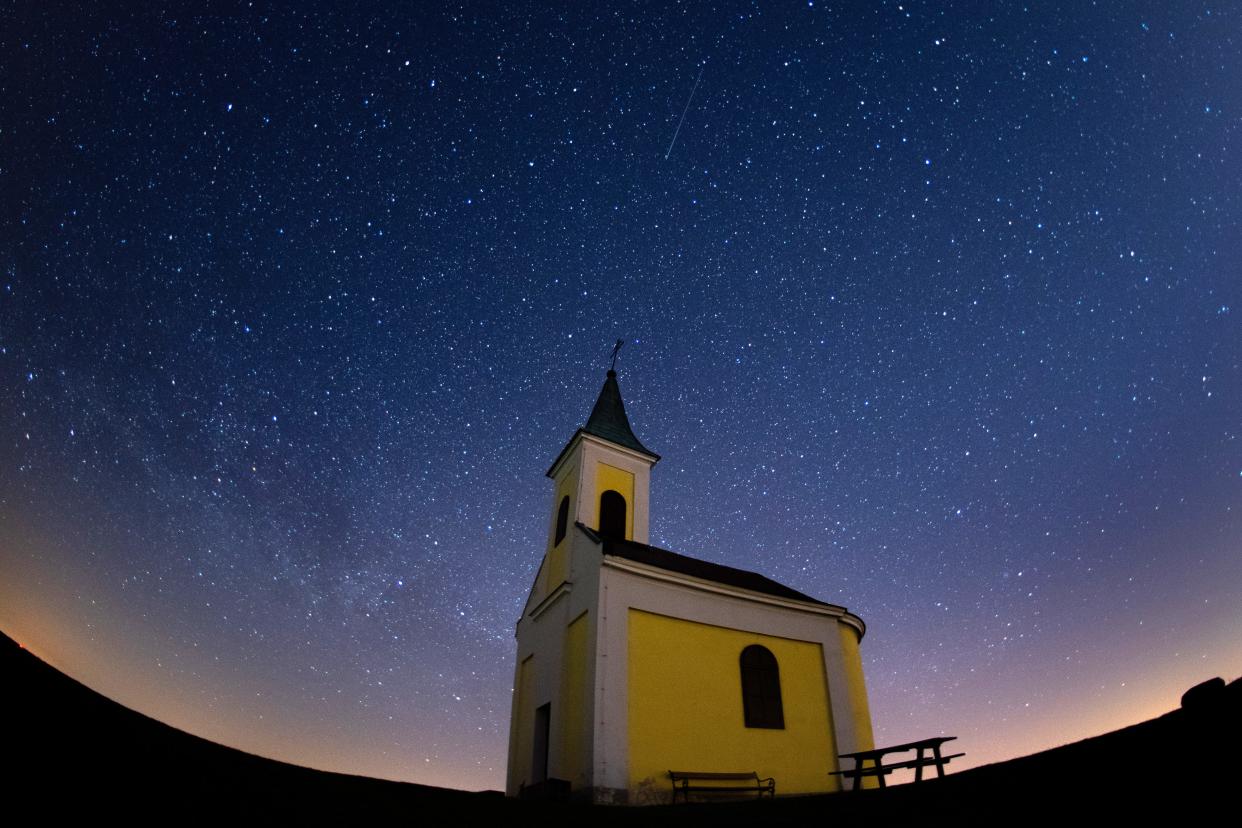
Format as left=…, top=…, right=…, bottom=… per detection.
left=740, top=645, right=785, bottom=729
left=599, top=490, right=626, bottom=538
left=554, top=496, right=570, bottom=545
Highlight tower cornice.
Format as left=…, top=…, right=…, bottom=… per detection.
left=546, top=430, right=661, bottom=479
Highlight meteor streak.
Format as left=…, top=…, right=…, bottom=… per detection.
left=664, top=65, right=704, bottom=160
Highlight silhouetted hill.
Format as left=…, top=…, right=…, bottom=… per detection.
left=5, top=629, right=1237, bottom=822
left=2, top=631, right=506, bottom=817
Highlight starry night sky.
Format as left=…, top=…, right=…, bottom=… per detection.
left=2, top=2, right=1240, bottom=792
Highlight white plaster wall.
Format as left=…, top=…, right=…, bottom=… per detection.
left=506, top=527, right=603, bottom=795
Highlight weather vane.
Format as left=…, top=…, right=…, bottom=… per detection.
left=610, top=339, right=624, bottom=371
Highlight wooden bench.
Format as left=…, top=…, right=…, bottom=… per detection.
left=668, top=770, right=775, bottom=803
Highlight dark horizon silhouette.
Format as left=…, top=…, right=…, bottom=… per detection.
left=7, top=629, right=1236, bottom=822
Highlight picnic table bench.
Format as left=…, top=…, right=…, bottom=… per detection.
left=668, top=770, right=775, bottom=803
left=832, top=736, right=964, bottom=791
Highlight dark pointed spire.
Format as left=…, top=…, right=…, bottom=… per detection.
left=583, top=370, right=659, bottom=460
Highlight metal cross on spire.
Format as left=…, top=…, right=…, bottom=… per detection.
left=609, top=339, right=624, bottom=372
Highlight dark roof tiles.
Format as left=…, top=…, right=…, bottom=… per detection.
left=577, top=523, right=834, bottom=608
left=582, top=370, right=659, bottom=460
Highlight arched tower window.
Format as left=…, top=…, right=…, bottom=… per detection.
left=554, top=496, right=570, bottom=546
left=740, top=645, right=785, bottom=729
left=599, top=490, right=626, bottom=538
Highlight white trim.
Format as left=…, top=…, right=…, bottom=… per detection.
left=548, top=431, right=659, bottom=480
left=546, top=432, right=584, bottom=480
left=579, top=432, right=659, bottom=465
left=528, top=581, right=572, bottom=620
left=601, top=556, right=847, bottom=620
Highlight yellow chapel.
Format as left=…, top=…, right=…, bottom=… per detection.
left=506, top=368, right=875, bottom=804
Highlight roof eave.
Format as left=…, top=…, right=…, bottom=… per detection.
left=546, top=430, right=661, bottom=478
left=575, top=524, right=862, bottom=629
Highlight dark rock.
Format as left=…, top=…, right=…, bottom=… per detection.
left=1181, top=677, right=1226, bottom=710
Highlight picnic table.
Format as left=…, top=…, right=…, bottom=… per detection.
left=834, top=736, right=963, bottom=790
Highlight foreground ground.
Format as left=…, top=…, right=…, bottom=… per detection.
left=5, top=630, right=1237, bottom=823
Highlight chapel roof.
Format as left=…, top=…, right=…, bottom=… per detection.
left=576, top=523, right=840, bottom=610
left=547, top=370, right=659, bottom=476
left=581, top=370, right=659, bottom=460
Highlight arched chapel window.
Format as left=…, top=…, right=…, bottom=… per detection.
left=599, top=490, right=626, bottom=538
left=740, top=645, right=785, bottom=729
left=554, top=496, right=570, bottom=546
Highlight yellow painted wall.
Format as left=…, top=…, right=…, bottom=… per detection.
left=595, top=462, right=634, bottom=540
left=559, top=611, right=589, bottom=787
left=512, top=654, right=536, bottom=787
left=543, top=465, right=578, bottom=593
left=627, top=610, right=836, bottom=797
left=838, top=624, right=875, bottom=753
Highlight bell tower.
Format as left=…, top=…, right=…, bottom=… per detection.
left=544, top=369, right=659, bottom=570
left=508, top=364, right=662, bottom=799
